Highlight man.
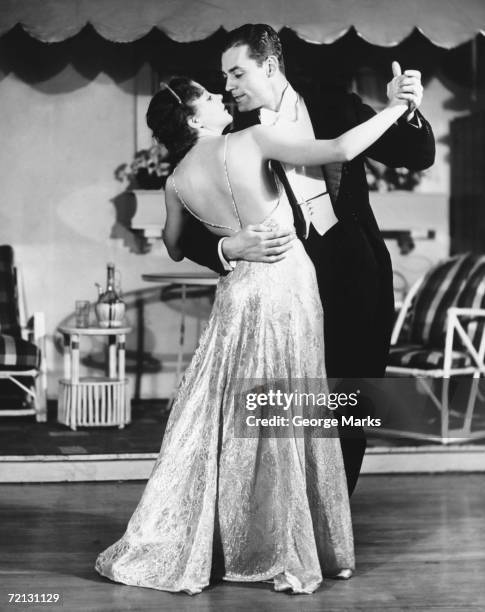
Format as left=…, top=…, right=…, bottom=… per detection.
left=178, top=25, right=435, bottom=495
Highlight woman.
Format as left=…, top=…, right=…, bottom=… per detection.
left=96, top=77, right=409, bottom=594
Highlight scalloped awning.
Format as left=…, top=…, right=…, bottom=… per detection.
left=1, top=0, right=485, bottom=48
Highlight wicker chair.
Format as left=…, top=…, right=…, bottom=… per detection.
left=0, top=245, right=47, bottom=421
left=386, top=253, right=485, bottom=443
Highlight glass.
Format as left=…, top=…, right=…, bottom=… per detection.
left=75, top=300, right=91, bottom=328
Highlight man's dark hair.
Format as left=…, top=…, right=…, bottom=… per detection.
left=223, top=24, right=285, bottom=73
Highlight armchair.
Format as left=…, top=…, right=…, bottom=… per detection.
left=386, top=253, right=485, bottom=443
left=0, top=245, right=47, bottom=422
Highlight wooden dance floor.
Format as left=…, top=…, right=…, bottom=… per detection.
left=1, top=474, right=484, bottom=611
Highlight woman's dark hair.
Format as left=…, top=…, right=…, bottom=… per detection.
left=146, top=77, right=203, bottom=165
left=223, top=24, right=285, bottom=73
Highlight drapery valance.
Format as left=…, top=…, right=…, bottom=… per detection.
left=1, top=0, right=485, bottom=48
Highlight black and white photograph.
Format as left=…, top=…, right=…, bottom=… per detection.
left=0, top=1, right=484, bottom=610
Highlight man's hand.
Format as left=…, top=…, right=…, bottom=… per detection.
left=387, top=61, right=423, bottom=121
left=222, top=223, right=296, bottom=263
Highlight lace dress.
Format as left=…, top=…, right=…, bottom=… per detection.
left=95, top=135, right=354, bottom=594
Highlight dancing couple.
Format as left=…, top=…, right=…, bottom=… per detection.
left=96, top=24, right=435, bottom=595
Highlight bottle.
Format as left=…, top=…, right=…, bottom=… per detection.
left=95, top=263, right=126, bottom=328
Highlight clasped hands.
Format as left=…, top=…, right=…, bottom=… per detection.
left=387, top=60, right=423, bottom=120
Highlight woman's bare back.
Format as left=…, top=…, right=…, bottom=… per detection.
left=170, top=131, right=293, bottom=236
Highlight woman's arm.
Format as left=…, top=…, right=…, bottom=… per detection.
left=251, top=100, right=408, bottom=166
left=162, top=178, right=185, bottom=261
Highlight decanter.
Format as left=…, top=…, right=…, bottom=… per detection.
left=95, top=263, right=126, bottom=328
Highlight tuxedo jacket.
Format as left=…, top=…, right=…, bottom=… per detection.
left=177, top=90, right=435, bottom=378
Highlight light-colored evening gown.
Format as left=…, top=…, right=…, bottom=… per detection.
left=95, top=135, right=354, bottom=594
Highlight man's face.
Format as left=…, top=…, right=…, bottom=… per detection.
left=221, top=44, right=272, bottom=112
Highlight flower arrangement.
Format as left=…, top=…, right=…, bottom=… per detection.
left=115, top=142, right=171, bottom=190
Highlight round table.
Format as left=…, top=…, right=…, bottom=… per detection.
left=142, top=273, right=219, bottom=407
left=57, top=326, right=132, bottom=430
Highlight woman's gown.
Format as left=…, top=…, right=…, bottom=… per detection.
left=95, top=135, right=354, bottom=594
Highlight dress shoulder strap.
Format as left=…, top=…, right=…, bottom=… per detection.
left=223, top=134, right=243, bottom=229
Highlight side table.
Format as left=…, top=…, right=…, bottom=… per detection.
left=142, top=273, right=218, bottom=408
left=57, top=326, right=132, bottom=430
